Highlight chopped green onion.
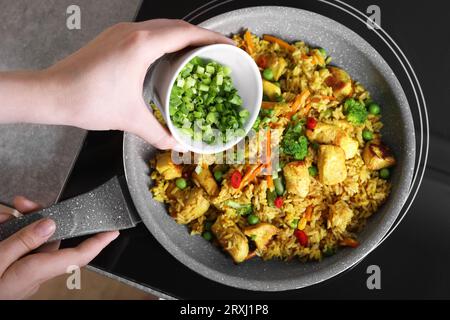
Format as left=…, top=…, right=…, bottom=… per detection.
left=169, top=57, right=247, bottom=144
left=274, top=178, right=285, bottom=196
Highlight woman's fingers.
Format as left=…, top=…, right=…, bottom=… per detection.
left=0, top=218, right=55, bottom=275
left=0, top=213, right=12, bottom=223
left=5, top=231, right=119, bottom=286
left=129, top=100, right=178, bottom=150
left=13, top=196, right=41, bottom=213
left=139, top=19, right=235, bottom=58
left=36, top=240, right=61, bottom=253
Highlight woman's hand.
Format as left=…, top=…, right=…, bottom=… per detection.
left=0, top=19, right=233, bottom=150
left=0, top=197, right=119, bottom=299
left=47, top=20, right=232, bottom=149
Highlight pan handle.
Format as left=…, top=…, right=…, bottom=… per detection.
left=0, top=176, right=141, bottom=242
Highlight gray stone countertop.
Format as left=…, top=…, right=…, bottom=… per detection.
left=0, top=0, right=141, bottom=207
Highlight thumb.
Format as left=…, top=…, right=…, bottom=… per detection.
left=130, top=101, right=186, bottom=151
left=0, top=218, right=55, bottom=275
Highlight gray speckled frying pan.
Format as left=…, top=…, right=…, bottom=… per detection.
left=0, top=7, right=415, bottom=291
left=125, top=6, right=415, bottom=291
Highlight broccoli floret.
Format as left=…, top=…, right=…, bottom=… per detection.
left=281, top=124, right=309, bottom=160
left=344, top=98, right=368, bottom=125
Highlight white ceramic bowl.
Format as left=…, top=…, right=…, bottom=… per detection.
left=148, top=44, right=262, bottom=154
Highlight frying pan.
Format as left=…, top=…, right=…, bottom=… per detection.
left=0, top=7, right=415, bottom=291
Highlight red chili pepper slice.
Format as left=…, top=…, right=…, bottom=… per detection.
left=306, top=117, right=317, bottom=130
left=256, top=55, right=269, bottom=69
left=274, top=196, right=283, bottom=208
left=294, top=229, right=308, bottom=247
left=230, top=170, right=242, bottom=189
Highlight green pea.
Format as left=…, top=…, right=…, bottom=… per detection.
left=202, top=231, right=213, bottom=241
left=213, top=170, right=223, bottom=182
left=308, top=166, right=318, bottom=177
left=204, top=221, right=213, bottom=231
left=362, top=129, right=373, bottom=141
left=323, top=247, right=336, bottom=257
left=379, top=168, right=390, bottom=179
left=367, top=103, right=381, bottom=115
left=311, top=142, right=320, bottom=150
left=262, top=68, right=274, bottom=81
left=290, top=219, right=299, bottom=229
left=275, top=95, right=284, bottom=102
left=175, top=178, right=187, bottom=189
left=247, top=214, right=260, bottom=225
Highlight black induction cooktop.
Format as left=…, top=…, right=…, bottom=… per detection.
left=60, top=0, right=450, bottom=299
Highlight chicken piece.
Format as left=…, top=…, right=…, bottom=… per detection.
left=362, top=141, right=396, bottom=170
left=268, top=56, right=287, bottom=81
left=335, top=132, right=359, bottom=160
left=328, top=200, right=354, bottom=233
left=318, top=145, right=347, bottom=185
left=192, top=165, right=219, bottom=196
left=244, top=223, right=278, bottom=251
left=211, top=215, right=249, bottom=263
left=305, top=122, right=336, bottom=144
left=263, top=79, right=281, bottom=100
left=170, top=187, right=210, bottom=224
left=325, top=67, right=353, bottom=100
left=155, top=152, right=182, bottom=180
left=306, top=122, right=358, bottom=159
left=283, top=161, right=310, bottom=197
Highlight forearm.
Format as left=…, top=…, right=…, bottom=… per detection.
left=0, top=70, right=70, bottom=126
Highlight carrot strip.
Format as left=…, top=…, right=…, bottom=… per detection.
left=265, top=129, right=274, bottom=190
left=305, top=205, right=314, bottom=221
left=245, top=251, right=257, bottom=261
left=285, top=89, right=311, bottom=119
left=239, top=164, right=264, bottom=190
left=310, top=95, right=335, bottom=103
left=261, top=101, right=277, bottom=109
left=265, top=129, right=272, bottom=169
left=244, top=30, right=254, bottom=55
left=266, top=175, right=274, bottom=190
left=263, top=34, right=296, bottom=52
left=340, top=238, right=359, bottom=248
left=318, top=95, right=335, bottom=100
